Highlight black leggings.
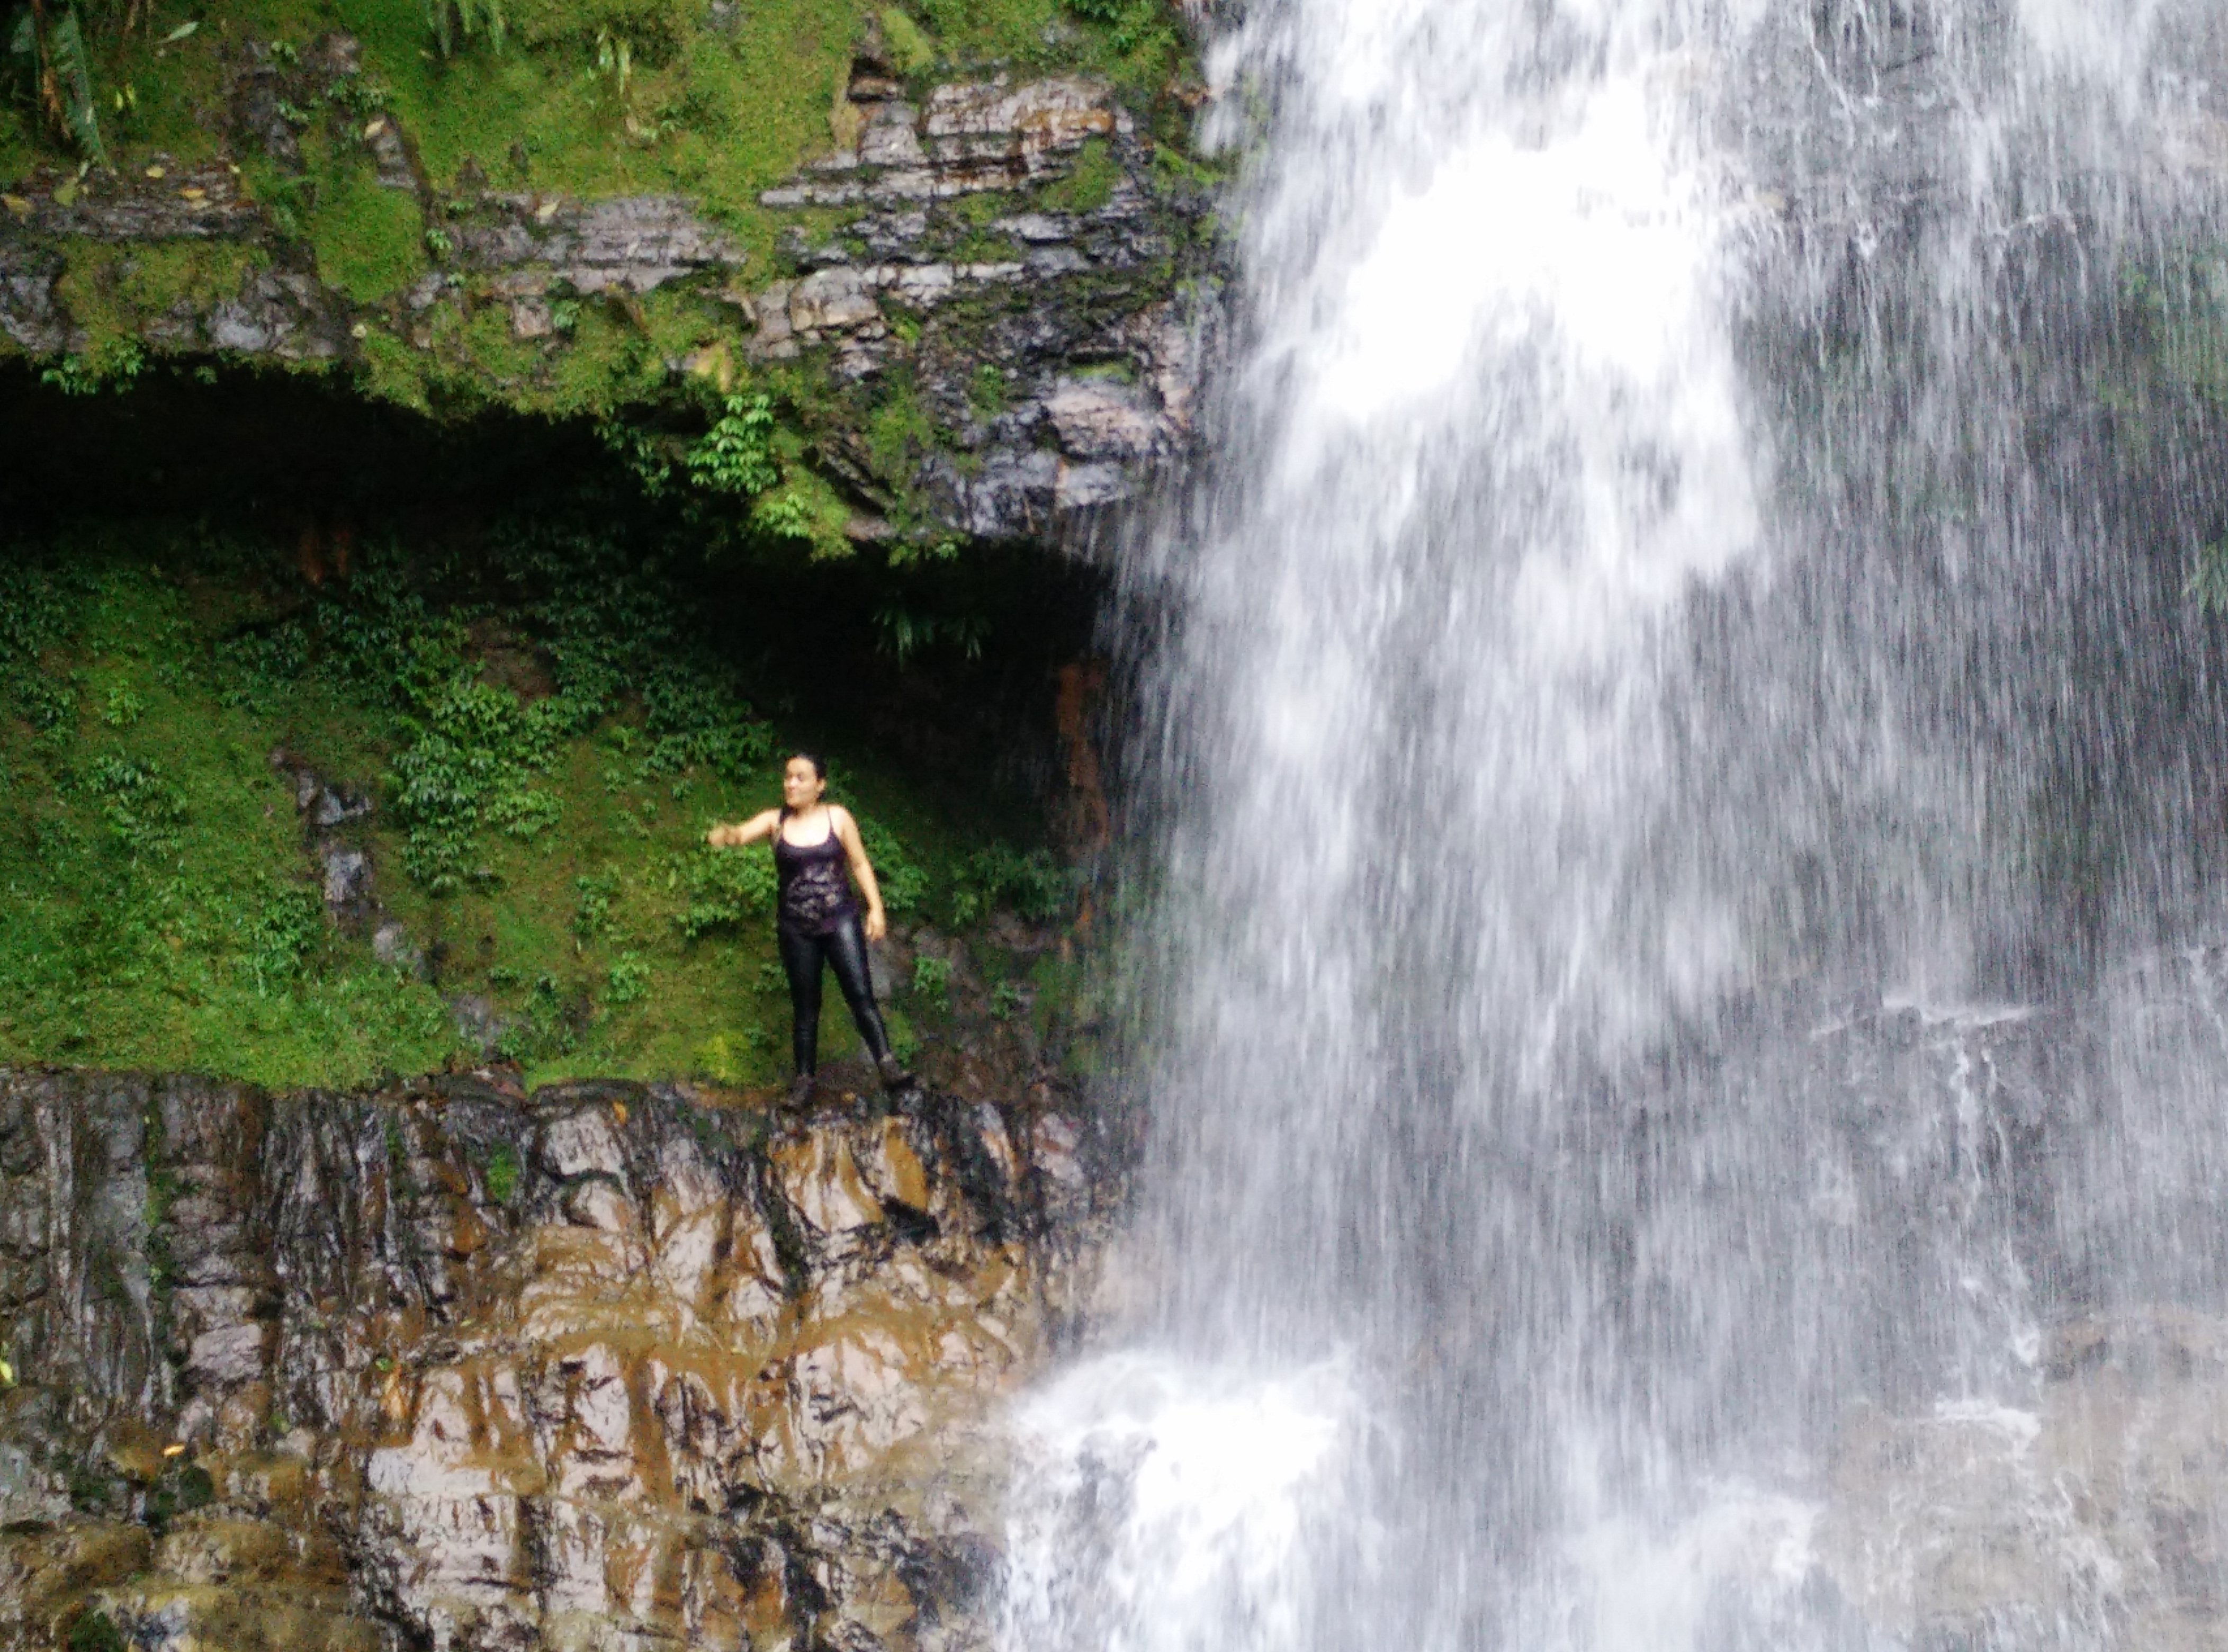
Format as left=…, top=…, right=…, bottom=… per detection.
left=778, top=913, right=892, bottom=1075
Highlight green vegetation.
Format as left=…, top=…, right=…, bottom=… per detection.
left=66, top=1609, right=124, bottom=1652
left=305, top=148, right=429, bottom=303
left=1043, top=134, right=1118, bottom=211
left=0, top=0, right=1210, bottom=555
left=0, top=511, right=1075, bottom=1090
left=2, top=0, right=1196, bottom=213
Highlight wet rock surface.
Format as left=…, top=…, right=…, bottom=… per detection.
left=1821, top=1309, right=2228, bottom=1648
left=0, top=1069, right=1118, bottom=1652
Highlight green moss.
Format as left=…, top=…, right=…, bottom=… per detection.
left=866, top=372, right=935, bottom=477
left=306, top=159, right=428, bottom=303
left=510, top=0, right=703, bottom=56
left=52, top=253, right=138, bottom=356
left=121, top=243, right=267, bottom=317
left=878, top=5, right=936, bottom=71
left=358, top=330, right=434, bottom=412
left=1042, top=134, right=1117, bottom=211
left=0, top=109, right=34, bottom=186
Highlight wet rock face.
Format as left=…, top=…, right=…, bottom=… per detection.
left=0, top=1070, right=1116, bottom=1652
left=1821, top=1310, right=2228, bottom=1647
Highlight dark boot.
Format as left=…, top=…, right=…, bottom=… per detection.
left=876, top=1053, right=915, bottom=1093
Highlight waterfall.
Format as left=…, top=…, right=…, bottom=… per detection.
left=1008, top=1, right=2228, bottom=1647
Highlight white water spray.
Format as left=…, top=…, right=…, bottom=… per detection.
left=1007, top=0, right=2228, bottom=1646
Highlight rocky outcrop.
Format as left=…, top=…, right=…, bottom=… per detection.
left=0, top=1069, right=1118, bottom=1652
left=0, top=24, right=1218, bottom=544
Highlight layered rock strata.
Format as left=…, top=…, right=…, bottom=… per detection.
left=0, top=1069, right=1115, bottom=1652
left=0, top=28, right=1217, bottom=541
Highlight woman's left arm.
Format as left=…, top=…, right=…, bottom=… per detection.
left=834, top=809, right=887, bottom=942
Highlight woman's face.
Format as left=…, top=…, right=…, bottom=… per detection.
left=783, top=758, right=825, bottom=811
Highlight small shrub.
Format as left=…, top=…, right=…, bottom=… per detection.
left=950, top=845, right=1070, bottom=927
left=145, top=1459, right=214, bottom=1532
left=18, top=674, right=77, bottom=732
left=214, top=620, right=311, bottom=710
left=911, top=955, right=952, bottom=1009
left=66, top=1610, right=123, bottom=1652
left=858, top=816, right=928, bottom=914
left=387, top=675, right=562, bottom=893
left=82, top=753, right=188, bottom=855
left=673, top=844, right=776, bottom=940
left=97, top=684, right=144, bottom=728
left=606, top=951, right=650, bottom=1004
left=425, top=0, right=506, bottom=56
left=686, top=393, right=781, bottom=497
left=239, top=883, right=324, bottom=996
left=573, top=869, right=620, bottom=943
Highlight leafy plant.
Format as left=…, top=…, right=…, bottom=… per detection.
left=425, top=0, right=506, bottom=57
left=990, top=980, right=1028, bottom=1020
left=911, top=955, right=951, bottom=1009
left=1061, top=0, right=1181, bottom=55
left=640, top=661, right=772, bottom=780
left=40, top=338, right=145, bottom=396
left=239, top=882, right=324, bottom=996
left=81, top=753, right=187, bottom=855
left=686, top=393, right=781, bottom=497
left=572, top=868, right=619, bottom=943
left=144, top=1458, right=214, bottom=1534
left=606, top=950, right=650, bottom=1003
left=66, top=1609, right=123, bottom=1652
left=858, top=815, right=926, bottom=914
left=949, top=844, right=1071, bottom=927
left=874, top=603, right=987, bottom=665
left=214, top=620, right=312, bottom=711
left=387, top=671, right=564, bottom=893
left=6, top=0, right=105, bottom=164
left=672, top=842, right=776, bottom=939
left=97, top=683, right=142, bottom=728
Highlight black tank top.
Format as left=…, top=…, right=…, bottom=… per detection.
left=774, top=810, right=857, bottom=935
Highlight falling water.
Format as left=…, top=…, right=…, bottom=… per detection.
left=1008, top=1, right=2228, bottom=1647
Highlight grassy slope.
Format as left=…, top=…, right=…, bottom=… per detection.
left=0, top=522, right=1050, bottom=1091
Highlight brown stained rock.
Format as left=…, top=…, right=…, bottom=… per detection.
left=0, top=1520, right=152, bottom=1648
left=3, top=1073, right=1108, bottom=1652
left=771, top=1126, right=887, bottom=1244
left=537, top=1108, right=628, bottom=1182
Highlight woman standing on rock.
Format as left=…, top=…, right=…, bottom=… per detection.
left=706, top=753, right=913, bottom=1104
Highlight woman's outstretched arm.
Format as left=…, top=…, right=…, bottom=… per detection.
left=832, top=807, right=888, bottom=941
left=706, top=809, right=780, bottom=849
